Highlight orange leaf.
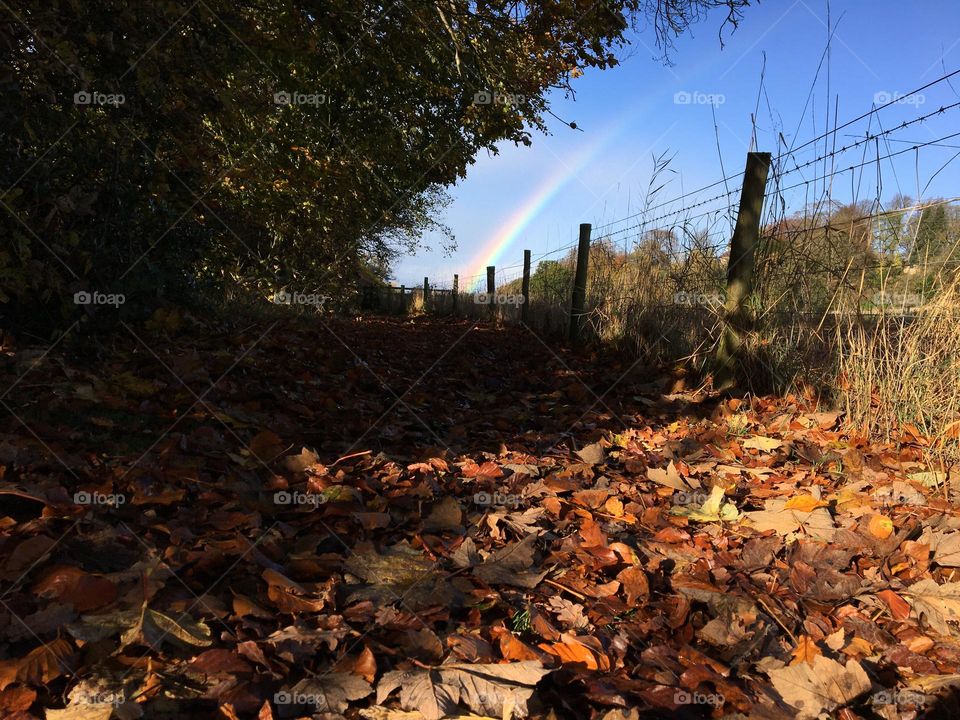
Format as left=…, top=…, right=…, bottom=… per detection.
left=789, top=635, right=822, bottom=666
left=11, top=639, right=72, bottom=689
left=333, top=645, right=377, bottom=683
left=876, top=589, right=911, bottom=620
left=0, top=686, right=36, bottom=713
left=867, top=514, right=894, bottom=539
left=604, top=497, right=624, bottom=517
left=579, top=517, right=608, bottom=548
left=572, top=489, right=609, bottom=509
left=498, top=633, right=540, bottom=662
left=538, top=640, right=599, bottom=670
left=784, top=495, right=825, bottom=512
left=617, top=567, right=650, bottom=606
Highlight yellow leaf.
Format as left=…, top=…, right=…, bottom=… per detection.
left=909, top=471, right=947, bottom=488
left=670, top=484, right=739, bottom=522
left=742, top=435, right=784, bottom=451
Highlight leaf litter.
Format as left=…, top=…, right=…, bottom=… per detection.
left=0, top=315, right=958, bottom=717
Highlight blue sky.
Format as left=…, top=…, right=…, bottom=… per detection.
left=393, top=0, right=960, bottom=288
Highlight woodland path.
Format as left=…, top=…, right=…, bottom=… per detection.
left=0, top=315, right=955, bottom=718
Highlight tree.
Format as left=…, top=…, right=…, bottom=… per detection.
left=1, top=0, right=752, bottom=331
left=529, top=260, right=575, bottom=306
left=910, top=204, right=951, bottom=263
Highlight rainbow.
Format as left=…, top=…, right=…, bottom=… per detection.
left=461, top=116, right=632, bottom=289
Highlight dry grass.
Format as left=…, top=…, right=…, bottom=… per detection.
left=838, top=277, right=960, bottom=464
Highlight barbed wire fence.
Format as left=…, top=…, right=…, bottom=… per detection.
left=359, top=70, right=960, bottom=394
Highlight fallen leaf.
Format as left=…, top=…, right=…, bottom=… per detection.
left=33, top=565, right=117, bottom=612
left=908, top=471, right=946, bottom=488
left=0, top=638, right=73, bottom=691
left=376, top=661, right=551, bottom=720
left=120, top=603, right=212, bottom=649
left=876, top=589, right=911, bottom=620
left=768, top=656, right=870, bottom=718
left=742, top=435, right=784, bottom=451
left=45, top=705, right=114, bottom=720
left=789, top=635, right=822, bottom=666
left=867, top=514, right=894, bottom=540
left=904, top=579, right=960, bottom=636
left=575, top=442, right=605, bottom=466
left=282, top=673, right=372, bottom=713
left=784, top=495, right=825, bottom=512
left=539, top=639, right=602, bottom=670
left=647, top=462, right=691, bottom=491
left=930, top=531, right=960, bottom=567
left=670, top=484, right=738, bottom=522
left=617, top=567, right=649, bottom=606
left=741, top=498, right=836, bottom=541
left=454, top=535, right=547, bottom=589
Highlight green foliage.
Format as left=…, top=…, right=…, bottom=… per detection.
left=1, top=0, right=750, bottom=331
left=529, top=260, right=575, bottom=305
left=912, top=205, right=951, bottom=261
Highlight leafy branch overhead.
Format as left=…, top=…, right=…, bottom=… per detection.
left=2, top=0, right=749, bottom=328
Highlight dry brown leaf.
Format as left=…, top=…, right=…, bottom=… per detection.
left=646, top=462, right=690, bottom=491
left=904, top=579, right=960, bottom=636
left=742, top=435, right=784, bottom=451
left=45, top=705, right=115, bottom=720
left=282, top=673, right=372, bottom=713
left=768, top=655, right=870, bottom=719
left=0, top=638, right=73, bottom=691
left=617, top=567, right=649, bottom=606
left=376, top=661, right=550, bottom=720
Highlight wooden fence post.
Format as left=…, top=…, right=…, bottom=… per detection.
left=452, top=274, right=459, bottom=316
left=569, top=223, right=591, bottom=344
left=714, top=151, right=771, bottom=391
left=521, top=249, right=531, bottom=324
left=486, top=266, right=495, bottom=320
left=399, top=285, right=405, bottom=314
left=423, top=276, right=429, bottom=313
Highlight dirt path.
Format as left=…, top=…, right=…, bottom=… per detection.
left=0, top=315, right=956, bottom=718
